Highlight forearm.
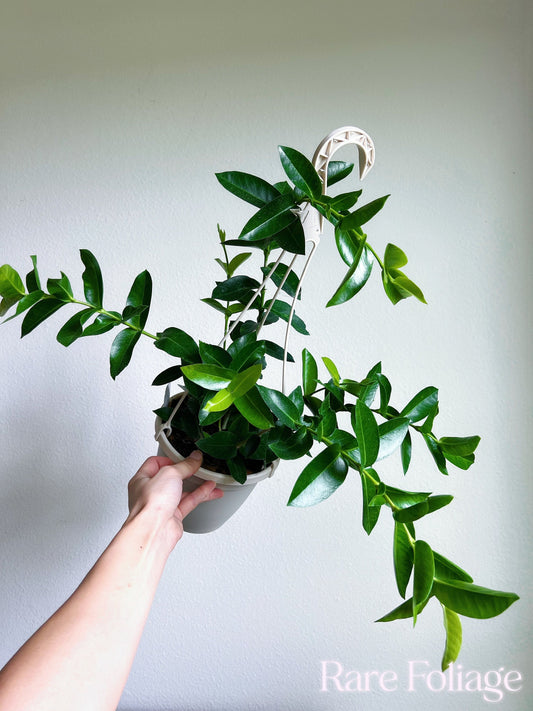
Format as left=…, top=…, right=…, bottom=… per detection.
left=0, top=511, right=174, bottom=711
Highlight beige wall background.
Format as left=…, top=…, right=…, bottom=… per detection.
left=1, top=1, right=531, bottom=709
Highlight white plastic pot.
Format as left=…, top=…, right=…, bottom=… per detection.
left=155, top=415, right=278, bottom=533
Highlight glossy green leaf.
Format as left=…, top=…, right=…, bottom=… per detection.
left=334, top=226, right=361, bottom=266
left=155, top=327, right=199, bottom=362
left=263, top=340, right=294, bottom=363
left=328, top=190, right=362, bottom=212
left=327, top=244, right=373, bottom=307
left=239, top=193, right=298, bottom=243
left=47, top=272, right=73, bottom=301
left=376, top=418, right=410, bottom=461
left=198, top=341, right=232, bottom=367
left=271, top=219, right=306, bottom=255
left=394, top=522, right=414, bottom=598
left=21, top=298, right=67, bottom=336
left=361, top=470, right=382, bottom=535
left=342, top=195, right=390, bottom=229
left=257, top=384, right=300, bottom=428
left=204, top=364, right=262, bottom=412
left=261, top=262, right=301, bottom=299
left=400, top=386, right=439, bottom=423
left=269, top=426, right=313, bottom=460
left=393, top=494, right=453, bottom=523
left=438, top=436, right=481, bottom=457
left=2, top=290, right=45, bottom=322
left=423, top=434, right=449, bottom=475
left=230, top=340, right=266, bottom=372
left=358, top=362, right=381, bottom=406
left=287, top=386, right=304, bottom=417
left=302, top=348, right=318, bottom=396
left=322, top=356, right=340, bottom=385
left=26, top=255, right=41, bottom=292
left=288, top=445, right=347, bottom=507
left=354, top=400, right=380, bottom=467
left=124, top=270, right=152, bottom=329
left=432, top=579, right=519, bottom=619
left=234, top=386, right=274, bottom=429
left=264, top=299, right=308, bottom=335
left=56, top=308, right=94, bottom=346
left=376, top=595, right=429, bottom=623
left=401, top=430, right=412, bottom=474
left=197, top=431, right=238, bottom=460
left=80, top=249, right=104, bottom=308
left=151, top=365, right=183, bottom=386
left=433, top=552, right=473, bottom=583
left=441, top=604, right=462, bottom=671
left=376, top=373, right=392, bottom=414
left=386, top=485, right=430, bottom=510
left=413, top=540, right=435, bottom=624
left=327, top=160, right=354, bottom=186
left=82, top=313, right=118, bottom=337
left=278, top=145, right=322, bottom=199
left=227, top=455, right=247, bottom=484
left=384, top=243, right=408, bottom=269
left=0, top=264, right=25, bottom=301
left=215, top=171, right=280, bottom=207
left=109, top=328, right=141, bottom=379
left=212, top=275, right=261, bottom=302
left=181, top=363, right=236, bottom=390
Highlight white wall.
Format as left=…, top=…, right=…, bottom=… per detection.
left=1, top=1, right=531, bottom=709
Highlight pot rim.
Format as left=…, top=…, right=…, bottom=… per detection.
left=154, top=415, right=279, bottom=487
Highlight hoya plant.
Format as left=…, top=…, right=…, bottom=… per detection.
left=0, top=139, right=518, bottom=670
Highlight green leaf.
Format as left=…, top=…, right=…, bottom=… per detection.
left=413, top=540, right=435, bottom=624
left=204, top=364, right=262, bottom=412
left=230, top=341, right=266, bottom=372
left=269, top=426, right=313, bottom=460
left=2, top=290, right=45, bottom=322
left=262, top=262, right=301, bottom=299
left=393, top=494, right=453, bottom=523
left=155, top=327, right=199, bottom=362
left=302, top=348, right=318, bottom=396
left=288, top=445, right=347, bottom=507
left=212, top=275, right=261, bottom=302
left=47, top=272, right=73, bottom=301
left=438, top=435, right=481, bottom=457
left=56, top=308, right=94, bottom=346
left=215, top=171, right=281, bottom=207
left=441, top=604, right=462, bottom=671
left=322, top=356, right=340, bottom=385
left=197, top=431, right=238, bottom=460
left=432, top=579, right=519, bottom=619
left=423, top=433, right=449, bottom=475
left=198, top=341, right=232, bottom=367
left=384, top=243, right=408, bottom=269
left=80, top=249, right=104, bottom=308
left=354, top=400, right=379, bottom=467
left=267, top=219, right=306, bottom=255
left=341, top=195, right=390, bottom=230
left=234, top=386, right=274, bottom=429
left=394, top=522, right=414, bottom=598
left=334, top=226, right=361, bottom=266
left=327, top=160, right=354, bottom=186
left=21, top=298, right=67, bottom=336
left=151, top=365, right=183, bottom=386
left=226, top=252, right=252, bottom=278
left=433, top=552, right=473, bottom=583
left=327, top=244, right=373, bottom=307
left=361, top=470, right=382, bottom=534
left=239, top=193, right=298, bottom=244
left=263, top=340, right=294, bottom=363
left=82, top=313, right=118, bottom=337
left=227, top=455, right=247, bottom=484
left=278, top=145, right=322, bottom=199
left=109, top=328, right=141, bottom=379
left=181, top=363, right=236, bottom=390
left=385, top=486, right=429, bottom=509
left=400, top=386, right=438, bottom=423
left=376, top=373, right=392, bottom=414
left=358, top=362, right=381, bottom=407
left=376, top=596, right=428, bottom=622
left=26, top=255, right=41, bottom=292
left=265, top=299, right=308, bottom=335
left=383, top=267, right=427, bottom=305
left=328, top=190, right=362, bottom=212
left=124, top=270, right=152, bottom=329
left=401, top=430, right=412, bottom=474
left=257, top=385, right=301, bottom=428
left=0, top=264, right=26, bottom=316
left=377, top=418, right=410, bottom=461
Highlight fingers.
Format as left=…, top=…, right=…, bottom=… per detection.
left=165, top=450, right=204, bottom=481
left=131, top=456, right=175, bottom=482
left=178, top=479, right=224, bottom=520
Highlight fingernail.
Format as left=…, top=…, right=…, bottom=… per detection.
left=189, top=450, right=203, bottom=461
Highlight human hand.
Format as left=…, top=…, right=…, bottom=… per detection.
left=125, top=453, right=223, bottom=546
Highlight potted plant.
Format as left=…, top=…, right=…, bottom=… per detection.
left=0, top=126, right=518, bottom=671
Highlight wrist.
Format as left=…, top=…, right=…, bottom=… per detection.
left=121, top=508, right=179, bottom=560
